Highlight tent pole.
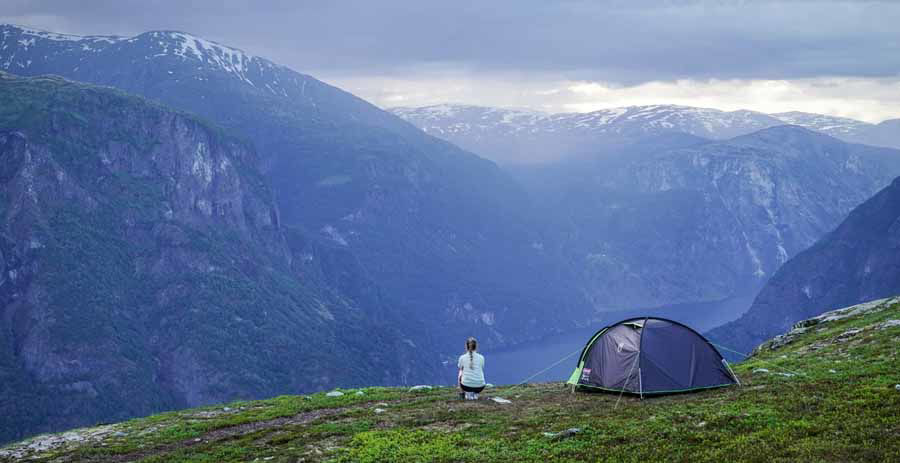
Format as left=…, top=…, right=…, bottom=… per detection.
left=614, top=349, right=641, bottom=410
left=638, top=368, right=644, bottom=400
left=637, top=317, right=648, bottom=401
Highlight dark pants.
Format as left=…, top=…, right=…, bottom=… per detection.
left=460, top=383, right=485, bottom=393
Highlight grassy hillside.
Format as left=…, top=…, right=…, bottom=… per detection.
left=3, top=297, right=899, bottom=462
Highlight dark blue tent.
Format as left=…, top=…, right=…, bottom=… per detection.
left=567, top=317, right=739, bottom=396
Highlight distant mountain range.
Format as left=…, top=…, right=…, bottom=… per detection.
left=515, top=126, right=900, bottom=320
left=390, top=104, right=900, bottom=164
left=709, top=175, right=900, bottom=355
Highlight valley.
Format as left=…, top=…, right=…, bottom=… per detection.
left=1, top=18, right=899, bottom=451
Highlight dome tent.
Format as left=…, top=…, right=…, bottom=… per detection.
left=567, top=317, right=739, bottom=396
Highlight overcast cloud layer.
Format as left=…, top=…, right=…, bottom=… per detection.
left=3, top=0, right=899, bottom=121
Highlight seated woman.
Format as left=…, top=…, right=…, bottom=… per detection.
left=458, top=337, right=486, bottom=400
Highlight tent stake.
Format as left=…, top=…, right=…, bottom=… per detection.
left=723, top=359, right=742, bottom=387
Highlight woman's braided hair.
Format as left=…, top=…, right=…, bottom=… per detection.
left=466, top=337, right=477, bottom=369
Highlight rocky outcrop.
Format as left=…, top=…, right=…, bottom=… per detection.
left=751, top=296, right=900, bottom=354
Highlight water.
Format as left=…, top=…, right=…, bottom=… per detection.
left=482, top=325, right=600, bottom=385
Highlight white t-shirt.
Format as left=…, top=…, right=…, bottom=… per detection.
left=458, top=352, right=485, bottom=387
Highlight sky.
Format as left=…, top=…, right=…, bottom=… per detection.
left=3, top=0, right=900, bottom=122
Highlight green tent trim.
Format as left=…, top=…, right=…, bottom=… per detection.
left=570, top=382, right=735, bottom=395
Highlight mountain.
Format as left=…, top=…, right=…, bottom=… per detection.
left=0, top=72, right=445, bottom=443
left=0, top=24, right=582, bottom=356
left=772, top=112, right=900, bottom=150
left=390, top=104, right=784, bottom=164
left=504, top=126, right=900, bottom=330
left=770, top=111, right=873, bottom=139
left=390, top=104, right=900, bottom=165
left=858, top=118, right=900, bottom=150
left=3, top=296, right=899, bottom=462
left=709, top=175, right=900, bottom=354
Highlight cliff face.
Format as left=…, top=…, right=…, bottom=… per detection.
left=0, top=73, right=437, bottom=443
left=519, top=126, right=900, bottom=315
left=0, top=24, right=580, bottom=355
left=709, top=176, right=900, bottom=354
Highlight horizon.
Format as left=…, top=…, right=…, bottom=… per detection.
left=4, top=21, right=898, bottom=125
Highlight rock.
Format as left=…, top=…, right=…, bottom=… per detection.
left=777, top=373, right=796, bottom=378
left=696, top=421, right=707, bottom=428
left=817, top=298, right=896, bottom=324
left=544, top=428, right=582, bottom=441
left=829, top=369, right=837, bottom=373
left=326, top=391, right=344, bottom=397
left=837, top=328, right=863, bottom=341
left=408, top=385, right=433, bottom=392
left=193, top=438, right=201, bottom=442
left=113, top=431, right=127, bottom=437
left=879, top=319, right=900, bottom=330
left=895, top=384, right=900, bottom=391
left=485, top=383, right=494, bottom=388
left=355, top=391, right=365, bottom=396
left=223, top=407, right=233, bottom=412
left=491, top=397, right=512, bottom=404
left=753, top=368, right=770, bottom=374
left=374, top=408, right=387, bottom=414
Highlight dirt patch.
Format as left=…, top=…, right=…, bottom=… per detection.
left=80, top=396, right=438, bottom=462
left=302, top=435, right=346, bottom=461
left=84, top=407, right=346, bottom=463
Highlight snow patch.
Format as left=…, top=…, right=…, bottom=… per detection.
left=191, top=142, right=213, bottom=187
left=321, top=225, right=349, bottom=246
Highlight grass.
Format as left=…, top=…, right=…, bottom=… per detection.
left=2, top=300, right=899, bottom=462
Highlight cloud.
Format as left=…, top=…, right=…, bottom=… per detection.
left=327, top=70, right=900, bottom=122
left=5, top=1, right=900, bottom=80
left=3, top=1, right=899, bottom=120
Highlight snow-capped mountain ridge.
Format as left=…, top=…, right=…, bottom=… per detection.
left=389, top=103, right=782, bottom=163
left=771, top=111, right=873, bottom=138
left=1, top=24, right=288, bottom=93
left=391, top=103, right=777, bottom=132
left=3, top=24, right=125, bottom=44
left=391, top=103, right=900, bottom=164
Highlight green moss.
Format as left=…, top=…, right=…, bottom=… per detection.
left=8, top=297, right=899, bottom=462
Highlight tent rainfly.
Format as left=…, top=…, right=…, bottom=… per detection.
left=567, top=317, right=739, bottom=396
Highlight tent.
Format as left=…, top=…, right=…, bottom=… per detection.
left=567, top=317, right=739, bottom=396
